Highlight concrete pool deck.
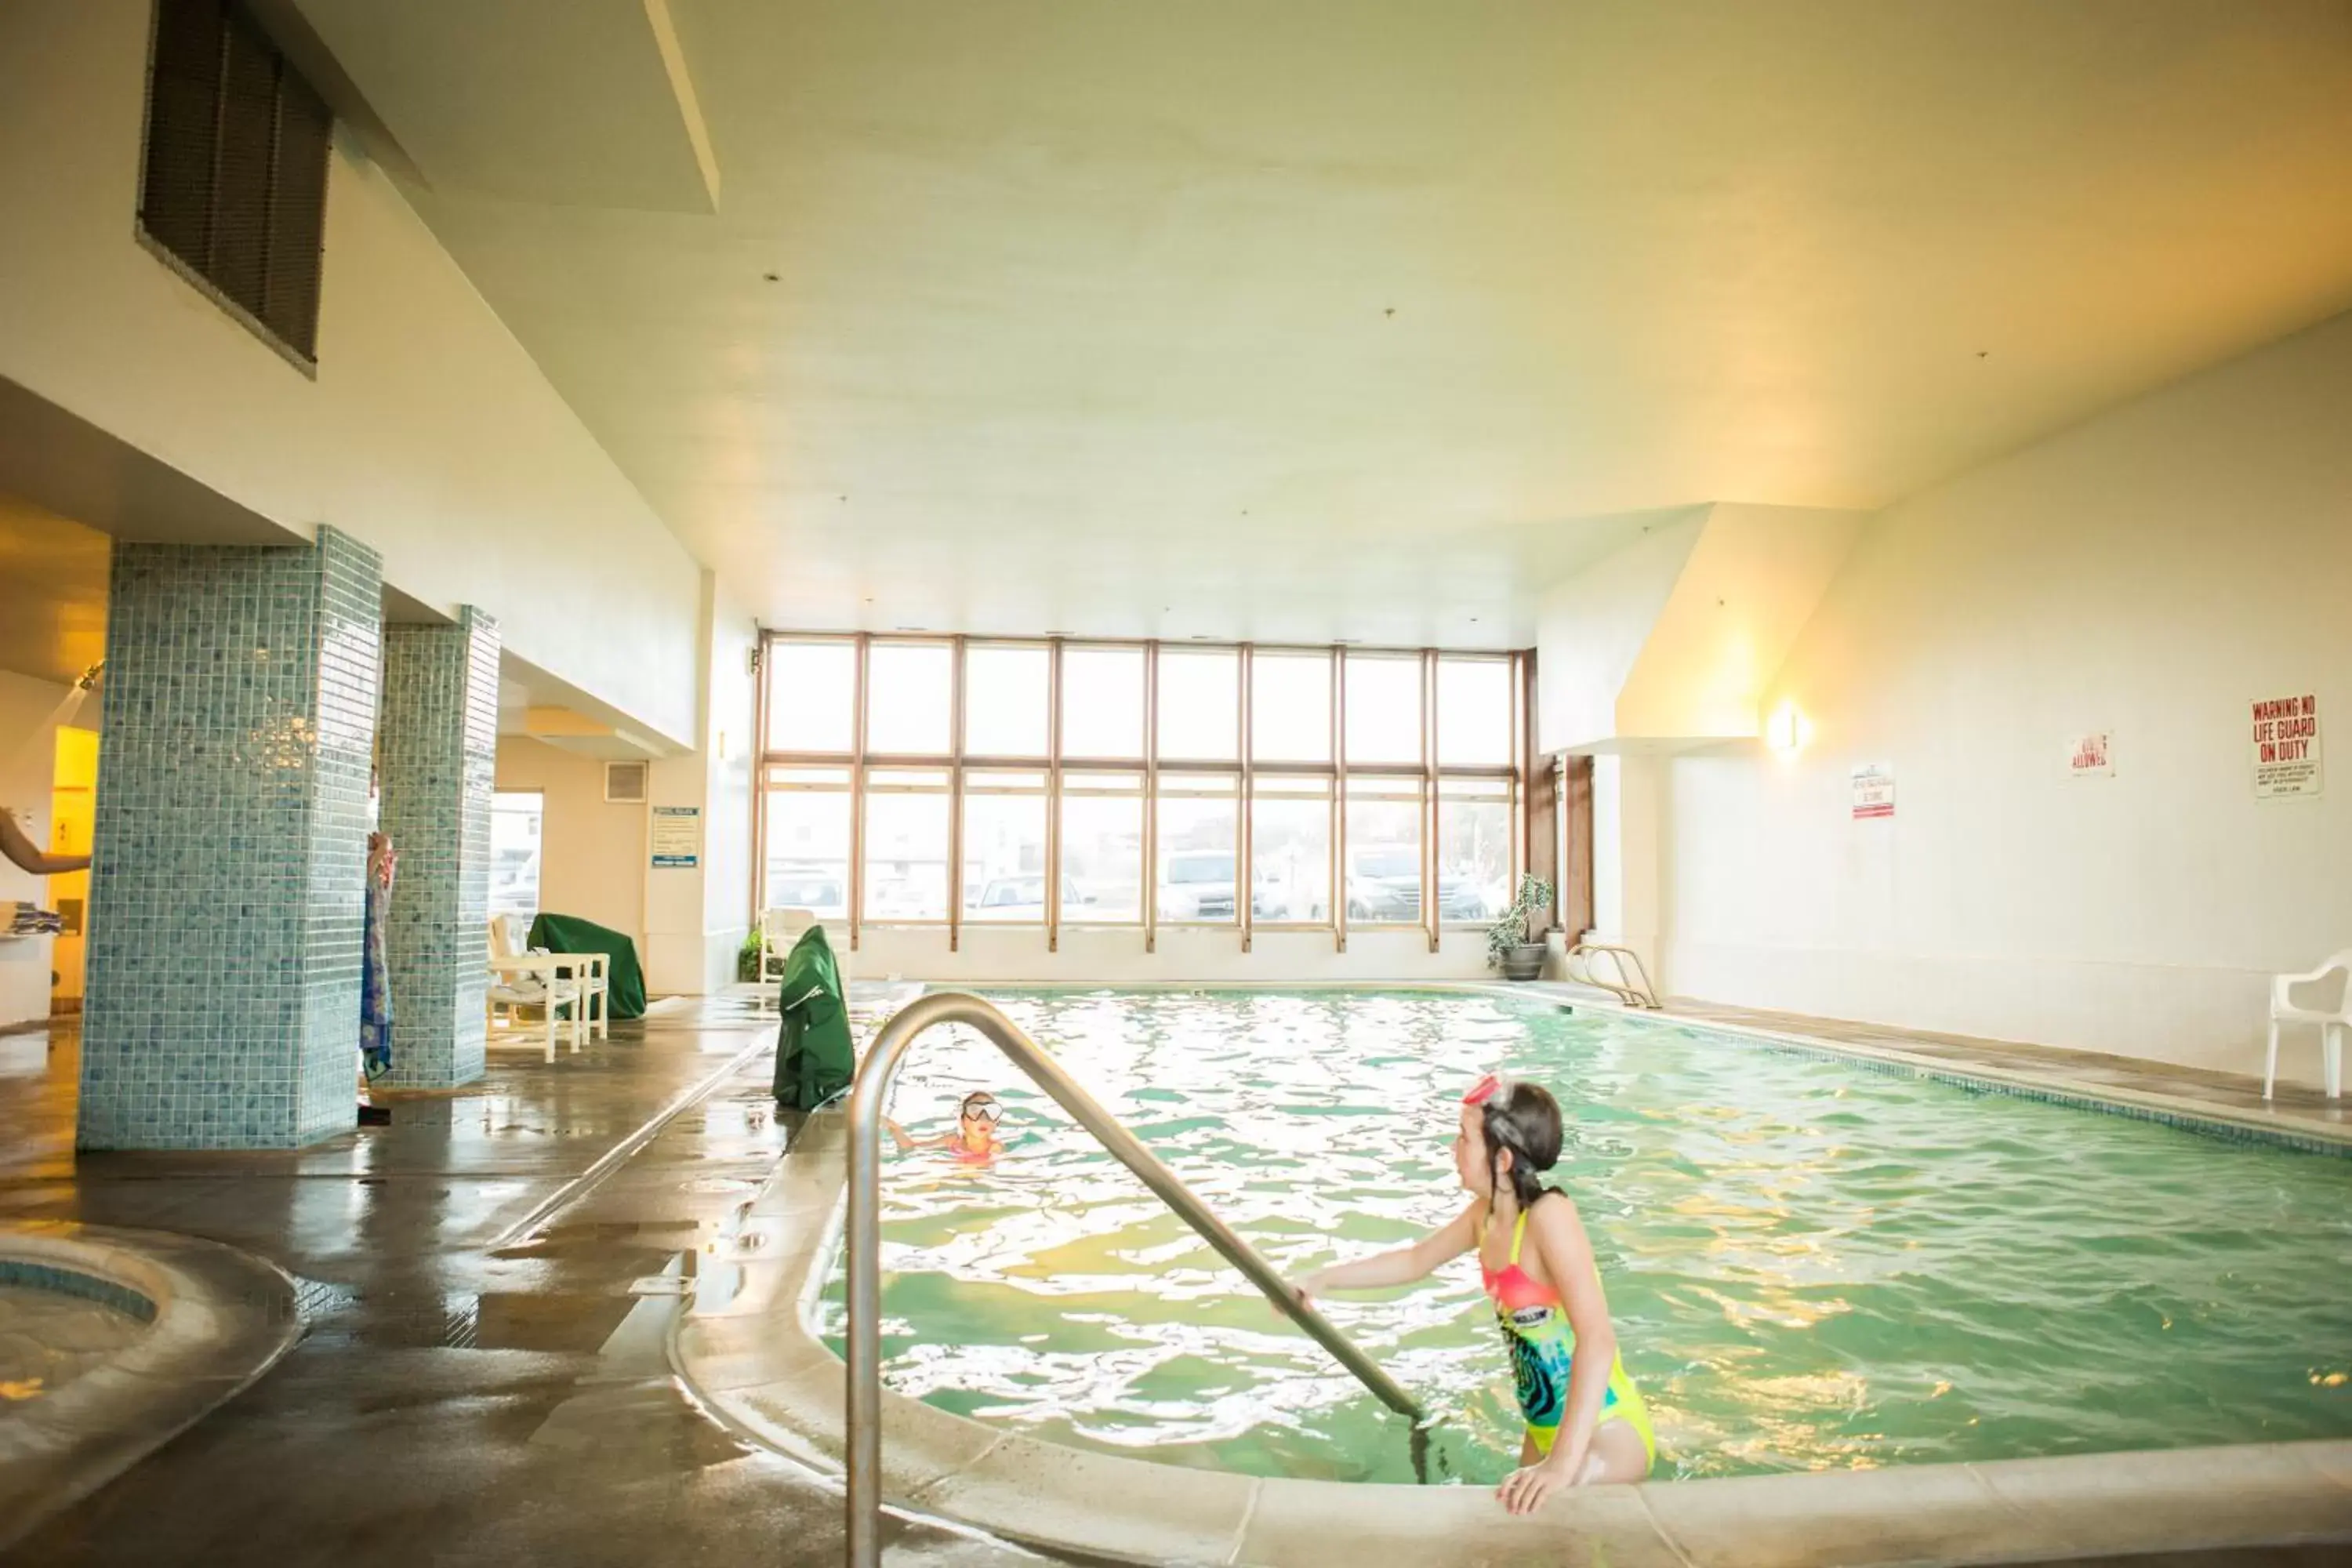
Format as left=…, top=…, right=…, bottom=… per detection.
left=671, top=989, right=2352, bottom=1567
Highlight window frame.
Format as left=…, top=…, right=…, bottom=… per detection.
left=755, top=633, right=1523, bottom=953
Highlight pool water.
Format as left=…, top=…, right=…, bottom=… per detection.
left=817, top=990, right=2352, bottom=1483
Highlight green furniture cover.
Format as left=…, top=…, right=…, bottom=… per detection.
left=526, top=912, right=648, bottom=1021
left=772, top=925, right=854, bottom=1109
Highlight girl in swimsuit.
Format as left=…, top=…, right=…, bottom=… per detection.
left=1294, top=1073, right=1654, bottom=1513
left=886, top=1090, right=1006, bottom=1164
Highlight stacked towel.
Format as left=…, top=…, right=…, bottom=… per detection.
left=5, top=902, right=63, bottom=936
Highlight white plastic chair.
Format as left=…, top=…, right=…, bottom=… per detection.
left=761, top=906, right=851, bottom=987
left=2266, top=949, right=2350, bottom=1101
left=486, top=914, right=586, bottom=1063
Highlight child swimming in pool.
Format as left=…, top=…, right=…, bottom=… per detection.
left=1294, top=1073, right=1654, bottom=1513
left=887, top=1090, right=1007, bottom=1164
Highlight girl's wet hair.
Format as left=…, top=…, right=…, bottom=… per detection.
left=1479, top=1080, right=1563, bottom=1208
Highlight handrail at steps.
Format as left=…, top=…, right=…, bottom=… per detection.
left=1566, top=941, right=1662, bottom=1008
left=845, top=989, right=1424, bottom=1568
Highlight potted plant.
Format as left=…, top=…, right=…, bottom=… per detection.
left=1486, top=873, right=1555, bottom=982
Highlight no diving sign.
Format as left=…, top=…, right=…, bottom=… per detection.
left=2251, top=694, right=2322, bottom=800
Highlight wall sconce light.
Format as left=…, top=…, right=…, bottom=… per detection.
left=1766, top=700, right=1811, bottom=755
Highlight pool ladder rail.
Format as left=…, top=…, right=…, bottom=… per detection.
left=843, top=989, right=1426, bottom=1568
left=1564, top=940, right=1663, bottom=1009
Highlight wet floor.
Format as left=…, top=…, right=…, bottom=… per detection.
left=0, top=1000, right=1035, bottom=1568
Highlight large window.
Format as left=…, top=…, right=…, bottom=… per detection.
left=764, top=768, right=851, bottom=918
left=758, top=637, right=1523, bottom=944
left=963, top=771, right=1049, bottom=922
left=489, top=792, right=543, bottom=916
left=864, top=768, right=950, bottom=920
left=1344, top=775, right=1423, bottom=924
left=1156, top=774, right=1240, bottom=923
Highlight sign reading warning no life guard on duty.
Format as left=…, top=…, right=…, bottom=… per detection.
left=2251, top=694, right=2323, bottom=800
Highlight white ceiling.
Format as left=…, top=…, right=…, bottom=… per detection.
left=316, top=2, right=2352, bottom=645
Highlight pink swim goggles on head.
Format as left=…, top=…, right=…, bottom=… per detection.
left=1461, top=1073, right=1504, bottom=1106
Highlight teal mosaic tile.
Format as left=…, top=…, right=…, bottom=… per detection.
left=377, top=608, right=499, bottom=1087
left=80, top=527, right=383, bottom=1150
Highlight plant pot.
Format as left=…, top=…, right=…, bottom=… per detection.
left=1500, top=942, right=1547, bottom=982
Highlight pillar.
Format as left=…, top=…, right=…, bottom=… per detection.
left=80, top=527, right=383, bottom=1149
left=377, top=608, right=499, bottom=1088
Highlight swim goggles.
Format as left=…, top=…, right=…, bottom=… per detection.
left=961, top=1100, right=1004, bottom=1123
left=1461, top=1073, right=1504, bottom=1106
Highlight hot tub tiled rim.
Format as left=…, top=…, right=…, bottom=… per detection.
left=671, top=1084, right=2352, bottom=1568
left=0, top=1220, right=305, bottom=1552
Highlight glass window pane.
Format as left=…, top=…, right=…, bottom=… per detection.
left=1252, top=652, right=1330, bottom=763
left=1438, top=658, right=1513, bottom=768
left=962, top=779, right=1048, bottom=921
left=764, top=779, right=851, bottom=918
left=1062, top=771, right=1142, bottom=924
left=1344, top=775, right=1423, bottom=924
left=1158, top=648, right=1239, bottom=760
left=1155, top=774, right=1239, bottom=922
left=864, top=789, right=949, bottom=920
left=1062, top=647, right=1144, bottom=757
left=966, top=644, right=1048, bottom=757
left=1252, top=777, right=1330, bottom=922
left=1345, top=655, right=1421, bottom=765
left=867, top=642, right=952, bottom=755
left=766, top=641, right=856, bottom=753
left=1437, top=782, right=1514, bottom=922
left=489, top=792, right=543, bottom=916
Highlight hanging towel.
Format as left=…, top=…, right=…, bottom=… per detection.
left=359, top=870, right=393, bottom=1078
left=771, top=925, right=853, bottom=1110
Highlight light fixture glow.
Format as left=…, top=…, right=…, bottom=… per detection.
left=1766, top=700, right=1811, bottom=755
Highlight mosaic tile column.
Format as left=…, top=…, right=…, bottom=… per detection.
left=80, top=528, right=383, bottom=1150
left=376, top=608, right=499, bottom=1089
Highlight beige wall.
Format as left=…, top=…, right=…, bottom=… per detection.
left=0, top=672, right=73, bottom=1029
left=1659, top=309, right=2352, bottom=1085
left=0, top=2, right=705, bottom=745
left=495, top=739, right=647, bottom=953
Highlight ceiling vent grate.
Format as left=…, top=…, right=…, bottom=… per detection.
left=604, top=760, right=649, bottom=804
left=138, top=0, right=332, bottom=368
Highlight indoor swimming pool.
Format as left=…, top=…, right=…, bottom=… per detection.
left=818, top=989, right=2352, bottom=1485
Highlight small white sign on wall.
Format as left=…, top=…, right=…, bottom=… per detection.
left=2251, top=694, right=2323, bottom=800
left=1851, top=763, right=1896, bottom=820
left=651, top=804, right=702, bottom=869
left=2067, top=731, right=2114, bottom=779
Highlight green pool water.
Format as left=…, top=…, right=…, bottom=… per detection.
left=817, top=990, right=2352, bottom=1484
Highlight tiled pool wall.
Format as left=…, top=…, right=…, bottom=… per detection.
left=378, top=608, right=499, bottom=1089
left=79, top=528, right=384, bottom=1149
left=0, top=1258, right=158, bottom=1324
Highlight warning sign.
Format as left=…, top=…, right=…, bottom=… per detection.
left=2251, top=694, right=2322, bottom=800
left=2067, top=731, right=2113, bottom=779
left=1851, top=763, right=1896, bottom=820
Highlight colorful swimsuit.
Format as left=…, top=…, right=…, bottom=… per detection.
left=1482, top=1207, right=1655, bottom=1463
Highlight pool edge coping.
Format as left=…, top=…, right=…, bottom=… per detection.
left=0, top=1219, right=303, bottom=1552
left=672, top=1102, right=2352, bottom=1568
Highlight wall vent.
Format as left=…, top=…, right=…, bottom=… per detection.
left=137, top=0, right=332, bottom=368
left=604, top=760, right=649, bottom=804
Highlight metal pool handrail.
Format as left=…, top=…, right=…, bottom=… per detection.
left=844, top=989, right=1424, bottom=1568
left=1566, top=940, right=1662, bottom=1008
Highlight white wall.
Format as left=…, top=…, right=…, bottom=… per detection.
left=855, top=924, right=1494, bottom=985
left=0, top=673, right=71, bottom=1029
left=495, top=739, right=646, bottom=950
left=644, top=575, right=758, bottom=996
left=1662, top=310, right=2352, bottom=1084
left=0, top=2, right=703, bottom=745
